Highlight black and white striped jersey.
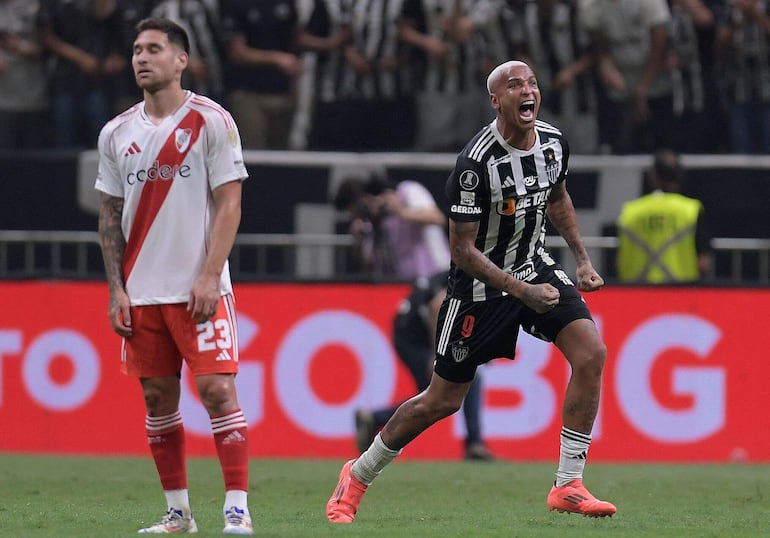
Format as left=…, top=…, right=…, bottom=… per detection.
left=338, top=0, right=413, bottom=101
left=445, top=119, right=569, bottom=301
left=401, top=0, right=498, bottom=94
left=301, top=0, right=353, bottom=104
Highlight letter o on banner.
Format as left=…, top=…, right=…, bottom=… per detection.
left=275, top=310, right=395, bottom=437
left=23, top=329, right=100, bottom=411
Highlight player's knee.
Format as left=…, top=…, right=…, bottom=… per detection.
left=197, top=377, right=238, bottom=414
left=426, top=394, right=463, bottom=420
left=142, top=387, right=177, bottom=415
left=574, top=342, right=607, bottom=378
left=441, top=399, right=464, bottom=418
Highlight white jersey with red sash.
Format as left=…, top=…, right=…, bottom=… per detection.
left=95, top=91, right=248, bottom=305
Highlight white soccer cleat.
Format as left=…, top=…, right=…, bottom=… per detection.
left=223, top=506, right=253, bottom=535
left=138, top=508, right=198, bottom=533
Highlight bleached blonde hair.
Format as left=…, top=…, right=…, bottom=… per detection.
left=486, top=60, right=529, bottom=95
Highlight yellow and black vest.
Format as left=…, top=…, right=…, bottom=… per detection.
left=616, top=192, right=703, bottom=283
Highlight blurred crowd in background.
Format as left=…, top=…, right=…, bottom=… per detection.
left=1, top=0, right=768, bottom=155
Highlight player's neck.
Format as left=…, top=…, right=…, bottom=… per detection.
left=506, top=128, right=535, bottom=151
left=143, top=86, right=189, bottom=124
left=497, top=119, right=536, bottom=150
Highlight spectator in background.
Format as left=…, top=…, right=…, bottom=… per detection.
left=667, top=0, right=723, bottom=153
left=113, top=0, right=157, bottom=113
left=333, top=174, right=450, bottom=280
left=715, top=0, right=770, bottom=154
left=150, top=0, right=226, bottom=101
left=616, top=149, right=712, bottom=283
left=0, top=0, right=50, bottom=150
left=295, top=0, right=353, bottom=150
left=579, top=0, right=677, bottom=154
left=489, top=0, right=599, bottom=154
left=322, top=0, right=415, bottom=151
left=219, top=0, right=303, bottom=149
left=39, top=0, right=127, bottom=149
left=355, top=269, right=494, bottom=461
left=399, top=0, right=499, bottom=152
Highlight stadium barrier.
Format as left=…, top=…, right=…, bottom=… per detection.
left=0, top=230, right=767, bottom=284
left=0, top=280, right=767, bottom=462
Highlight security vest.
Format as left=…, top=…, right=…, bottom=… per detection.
left=616, top=192, right=704, bottom=283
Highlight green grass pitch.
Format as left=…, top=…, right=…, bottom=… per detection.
left=0, top=454, right=768, bottom=537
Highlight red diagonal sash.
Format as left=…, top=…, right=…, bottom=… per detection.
left=123, top=109, right=205, bottom=280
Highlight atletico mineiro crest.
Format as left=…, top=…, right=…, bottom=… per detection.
left=543, top=147, right=559, bottom=184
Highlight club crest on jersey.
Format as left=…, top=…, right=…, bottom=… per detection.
left=459, top=170, right=479, bottom=190
left=175, top=128, right=193, bottom=153
left=451, top=342, right=469, bottom=363
left=543, top=148, right=559, bottom=184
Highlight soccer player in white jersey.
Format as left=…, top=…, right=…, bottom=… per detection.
left=326, top=60, right=617, bottom=522
left=96, top=18, right=252, bottom=535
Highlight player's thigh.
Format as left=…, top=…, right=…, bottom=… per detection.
left=434, top=296, right=522, bottom=383
left=554, top=318, right=606, bottom=370
left=422, top=371, right=472, bottom=412
left=165, top=295, right=240, bottom=376
left=123, top=305, right=183, bottom=377
left=522, top=262, right=594, bottom=342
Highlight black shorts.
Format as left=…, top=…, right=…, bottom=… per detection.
left=433, top=260, right=593, bottom=383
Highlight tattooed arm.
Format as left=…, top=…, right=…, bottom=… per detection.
left=98, top=193, right=132, bottom=337
left=546, top=182, right=604, bottom=292
left=449, top=219, right=559, bottom=313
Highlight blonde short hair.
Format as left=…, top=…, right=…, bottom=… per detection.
left=486, top=60, right=529, bottom=95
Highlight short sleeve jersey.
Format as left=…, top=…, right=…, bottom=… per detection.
left=94, top=91, right=248, bottom=306
left=445, top=119, right=569, bottom=301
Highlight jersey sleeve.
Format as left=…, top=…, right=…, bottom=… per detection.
left=205, top=111, right=249, bottom=189
left=557, top=135, right=570, bottom=184
left=94, top=122, right=123, bottom=198
left=445, top=155, right=488, bottom=222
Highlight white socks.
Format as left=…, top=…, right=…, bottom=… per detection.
left=352, top=433, right=402, bottom=485
left=555, top=426, right=591, bottom=487
left=224, top=490, right=249, bottom=515
left=164, top=489, right=191, bottom=515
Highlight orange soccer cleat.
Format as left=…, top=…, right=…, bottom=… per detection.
left=547, top=479, right=617, bottom=518
left=326, top=459, right=368, bottom=523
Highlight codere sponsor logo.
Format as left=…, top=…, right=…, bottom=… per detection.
left=126, top=161, right=192, bottom=185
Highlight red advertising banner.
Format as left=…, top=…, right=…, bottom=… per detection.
left=0, top=281, right=766, bottom=462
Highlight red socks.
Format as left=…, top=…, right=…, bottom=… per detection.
left=146, top=411, right=187, bottom=490
left=211, top=409, right=250, bottom=491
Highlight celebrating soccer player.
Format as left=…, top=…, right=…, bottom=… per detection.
left=327, top=60, right=617, bottom=522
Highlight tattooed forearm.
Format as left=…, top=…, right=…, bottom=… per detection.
left=547, top=186, right=589, bottom=265
left=98, top=194, right=126, bottom=294
left=450, top=220, right=525, bottom=296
